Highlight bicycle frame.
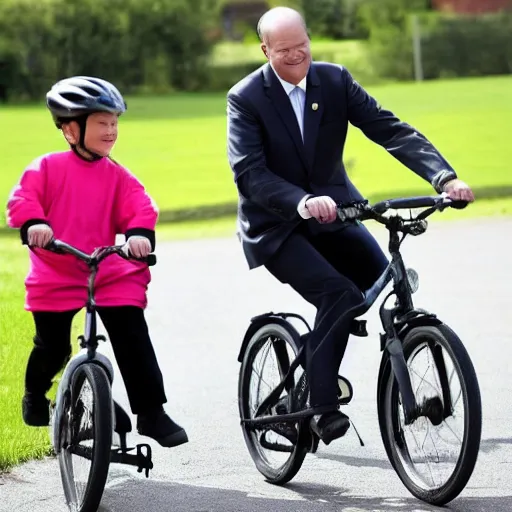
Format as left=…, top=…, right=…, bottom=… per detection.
left=51, top=244, right=121, bottom=452
left=48, top=240, right=156, bottom=474
left=83, top=257, right=104, bottom=359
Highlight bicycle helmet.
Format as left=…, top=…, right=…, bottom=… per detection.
left=46, top=76, right=127, bottom=129
left=46, top=76, right=127, bottom=160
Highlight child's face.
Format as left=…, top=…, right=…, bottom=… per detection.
left=83, top=112, right=119, bottom=157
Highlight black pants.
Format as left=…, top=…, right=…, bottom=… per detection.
left=265, top=221, right=388, bottom=409
left=26, top=306, right=167, bottom=414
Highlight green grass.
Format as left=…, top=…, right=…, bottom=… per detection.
left=1, top=75, right=511, bottom=228
left=0, top=238, right=51, bottom=470
left=0, top=237, right=82, bottom=472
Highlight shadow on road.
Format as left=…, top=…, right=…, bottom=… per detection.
left=99, top=478, right=512, bottom=512
left=480, top=437, right=512, bottom=453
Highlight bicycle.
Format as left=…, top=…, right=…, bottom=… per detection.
left=43, top=239, right=157, bottom=512
left=237, top=194, right=482, bottom=506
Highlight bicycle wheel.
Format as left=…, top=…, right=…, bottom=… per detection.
left=238, top=322, right=310, bottom=484
left=57, top=362, right=113, bottom=512
left=378, top=324, right=482, bottom=506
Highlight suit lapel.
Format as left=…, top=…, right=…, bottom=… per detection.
left=262, top=64, right=308, bottom=169
left=303, top=65, right=322, bottom=171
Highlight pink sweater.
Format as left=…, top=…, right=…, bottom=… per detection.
left=6, top=150, right=159, bottom=312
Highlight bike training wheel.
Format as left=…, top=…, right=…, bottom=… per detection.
left=377, top=324, right=482, bottom=506
left=238, top=322, right=310, bottom=485
left=57, top=362, right=113, bottom=512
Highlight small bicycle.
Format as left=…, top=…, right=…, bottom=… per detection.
left=45, top=239, right=157, bottom=512
left=237, top=194, right=482, bottom=506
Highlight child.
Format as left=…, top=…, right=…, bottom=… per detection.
left=6, top=76, right=188, bottom=448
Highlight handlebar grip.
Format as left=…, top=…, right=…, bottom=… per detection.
left=42, top=239, right=64, bottom=253
left=126, top=251, right=157, bottom=266
left=447, top=199, right=468, bottom=210
left=376, top=196, right=439, bottom=212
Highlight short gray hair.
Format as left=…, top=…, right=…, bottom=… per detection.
left=257, top=7, right=308, bottom=44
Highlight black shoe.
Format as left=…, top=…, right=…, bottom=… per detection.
left=310, top=410, right=350, bottom=446
left=22, top=393, right=50, bottom=427
left=137, top=408, right=188, bottom=448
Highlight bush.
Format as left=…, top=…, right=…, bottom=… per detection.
left=359, top=0, right=512, bottom=81
left=358, top=0, right=428, bottom=80
left=0, top=0, right=219, bottom=101
left=301, top=0, right=368, bottom=40
left=419, top=12, right=512, bottom=79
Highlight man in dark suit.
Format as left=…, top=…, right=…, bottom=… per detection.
left=226, top=6, right=474, bottom=445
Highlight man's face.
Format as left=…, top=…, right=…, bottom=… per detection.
left=261, top=22, right=311, bottom=85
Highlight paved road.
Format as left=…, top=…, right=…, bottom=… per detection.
left=1, top=218, right=511, bottom=512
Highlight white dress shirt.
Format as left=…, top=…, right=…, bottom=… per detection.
left=271, top=65, right=313, bottom=219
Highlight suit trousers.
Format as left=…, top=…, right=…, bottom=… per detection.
left=25, top=306, right=167, bottom=414
left=264, top=220, right=389, bottom=409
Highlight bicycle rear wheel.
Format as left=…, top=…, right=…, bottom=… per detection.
left=57, top=362, right=113, bottom=512
left=378, top=324, right=482, bottom=506
left=238, top=322, right=310, bottom=485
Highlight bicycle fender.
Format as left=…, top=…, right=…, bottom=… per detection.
left=237, top=312, right=301, bottom=363
left=395, top=310, right=442, bottom=338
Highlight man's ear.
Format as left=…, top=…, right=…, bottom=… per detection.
left=261, top=42, right=269, bottom=60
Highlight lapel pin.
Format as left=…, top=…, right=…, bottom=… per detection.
left=312, top=103, right=318, bottom=111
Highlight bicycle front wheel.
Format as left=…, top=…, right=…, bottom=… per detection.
left=378, top=324, right=482, bottom=506
left=57, top=362, right=113, bottom=512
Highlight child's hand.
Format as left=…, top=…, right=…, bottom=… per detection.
left=27, top=224, right=54, bottom=247
left=123, top=236, right=151, bottom=258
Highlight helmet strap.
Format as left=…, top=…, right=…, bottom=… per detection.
left=70, top=115, right=104, bottom=162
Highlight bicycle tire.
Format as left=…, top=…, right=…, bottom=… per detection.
left=58, top=362, right=113, bottom=512
left=377, top=324, right=482, bottom=506
left=238, top=322, right=309, bottom=485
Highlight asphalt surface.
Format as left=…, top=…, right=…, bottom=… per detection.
left=1, top=217, right=511, bottom=512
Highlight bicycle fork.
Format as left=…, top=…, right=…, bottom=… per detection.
left=379, top=300, right=418, bottom=425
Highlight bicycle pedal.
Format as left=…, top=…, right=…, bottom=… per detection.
left=136, top=443, right=153, bottom=478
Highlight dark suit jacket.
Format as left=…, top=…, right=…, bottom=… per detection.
left=226, top=61, right=457, bottom=269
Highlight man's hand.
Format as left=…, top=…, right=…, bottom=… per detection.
left=27, top=224, right=53, bottom=247
left=123, top=236, right=151, bottom=258
left=443, top=179, right=475, bottom=202
left=305, top=196, right=338, bottom=224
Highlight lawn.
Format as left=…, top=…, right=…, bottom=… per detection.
left=1, top=74, right=511, bottom=229
left=0, top=237, right=85, bottom=471
left=0, top=238, right=51, bottom=471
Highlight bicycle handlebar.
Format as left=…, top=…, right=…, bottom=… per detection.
left=336, top=194, right=468, bottom=226
left=42, top=239, right=157, bottom=267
